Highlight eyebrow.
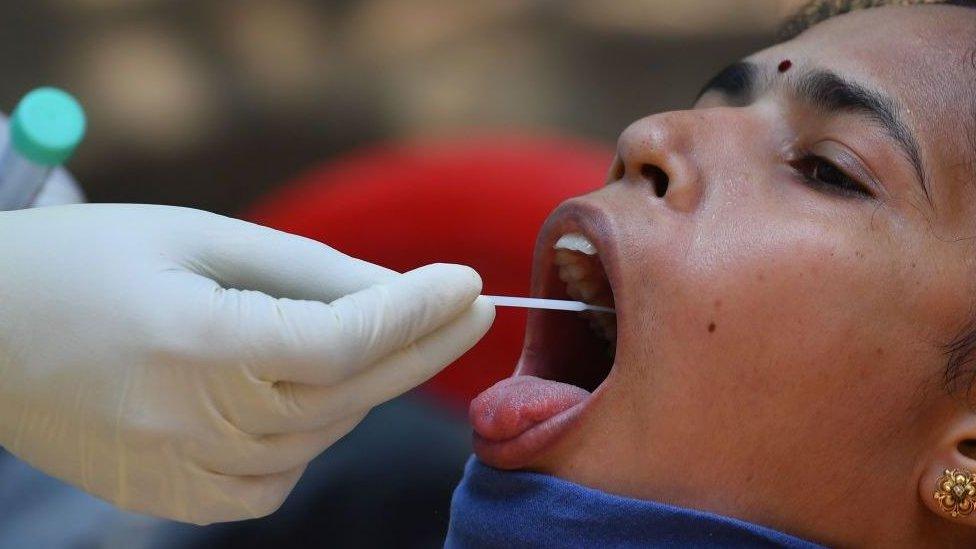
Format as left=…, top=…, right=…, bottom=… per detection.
left=695, top=61, right=757, bottom=102
left=698, top=62, right=931, bottom=204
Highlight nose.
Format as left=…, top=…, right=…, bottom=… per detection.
left=608, top=111, right=702, bottom=212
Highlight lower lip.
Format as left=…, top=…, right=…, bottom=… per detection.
left=469, top=376, right=591, bottom=469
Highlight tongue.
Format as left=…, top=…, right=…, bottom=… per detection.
left=470, top=376, right=590, bottom=442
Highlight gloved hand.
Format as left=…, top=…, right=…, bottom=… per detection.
left=0, top=203, right=494, bottom=524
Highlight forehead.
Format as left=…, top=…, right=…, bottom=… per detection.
left=752, top=6, right=976, bottom=220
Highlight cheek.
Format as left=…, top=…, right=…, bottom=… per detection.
left=633, top=221, right=930, bottom=426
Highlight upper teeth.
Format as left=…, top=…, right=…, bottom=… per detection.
left=554, top=233, right=597, bottom=256
left=553, top=232, right=616, bottom=345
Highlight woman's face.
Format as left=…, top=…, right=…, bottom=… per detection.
left=471, top=5, right=976, bottom=546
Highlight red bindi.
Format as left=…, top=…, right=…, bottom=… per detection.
left=778, top=59, right=793, bottom=73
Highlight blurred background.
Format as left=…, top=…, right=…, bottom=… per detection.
left=3, top=0, right=802, bottom=213
left=0, top=1, right=813, bottom=547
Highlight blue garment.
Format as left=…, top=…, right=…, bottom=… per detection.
left=446, top=457, right=826, bottom=548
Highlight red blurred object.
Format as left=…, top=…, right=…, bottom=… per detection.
left=245, top=132, right=614, bottom=410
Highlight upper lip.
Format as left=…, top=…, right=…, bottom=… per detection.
left=536, top=198, right=622, bottom=307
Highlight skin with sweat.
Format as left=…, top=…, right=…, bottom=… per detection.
left=520, top=6, right=976, bottom=547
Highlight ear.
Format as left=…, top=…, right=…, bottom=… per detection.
left=918, top=412, right=976, bottom=526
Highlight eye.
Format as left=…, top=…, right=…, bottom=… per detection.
left=792, top=155, right=873, bottom=198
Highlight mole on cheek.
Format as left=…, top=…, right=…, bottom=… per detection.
left=708, top=322, right=717, bottom=333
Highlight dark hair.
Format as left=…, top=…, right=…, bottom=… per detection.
left=783, top=0, right=976, bottom=401
left=781, top=0, right=976, bottom=40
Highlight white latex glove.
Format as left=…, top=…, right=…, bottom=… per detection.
left=0, top=203, right=494, bottom=524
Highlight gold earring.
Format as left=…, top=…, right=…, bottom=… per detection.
left=935, top=469, right=976, bottom=518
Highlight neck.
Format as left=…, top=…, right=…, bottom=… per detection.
left=531, top=399, right=951, bottom=547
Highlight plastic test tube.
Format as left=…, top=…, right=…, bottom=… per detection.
left=0, top=87, right=86, bottom=211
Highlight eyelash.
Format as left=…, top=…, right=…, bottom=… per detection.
left=791, top=155, right=873, bottom=199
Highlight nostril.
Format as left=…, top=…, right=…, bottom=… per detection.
left=641, top=164, right=669, bottom=197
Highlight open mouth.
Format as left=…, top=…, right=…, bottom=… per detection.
left=471, top=207, right=620, bottom=469
left=518, top=231, right=616, bottom=391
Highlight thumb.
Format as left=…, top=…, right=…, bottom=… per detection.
left=263, top=296, right=495, bottom=434
left=248, top=263, right=486, bottom=385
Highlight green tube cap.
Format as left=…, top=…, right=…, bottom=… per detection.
left=10, top=87, right=86, bottom=166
